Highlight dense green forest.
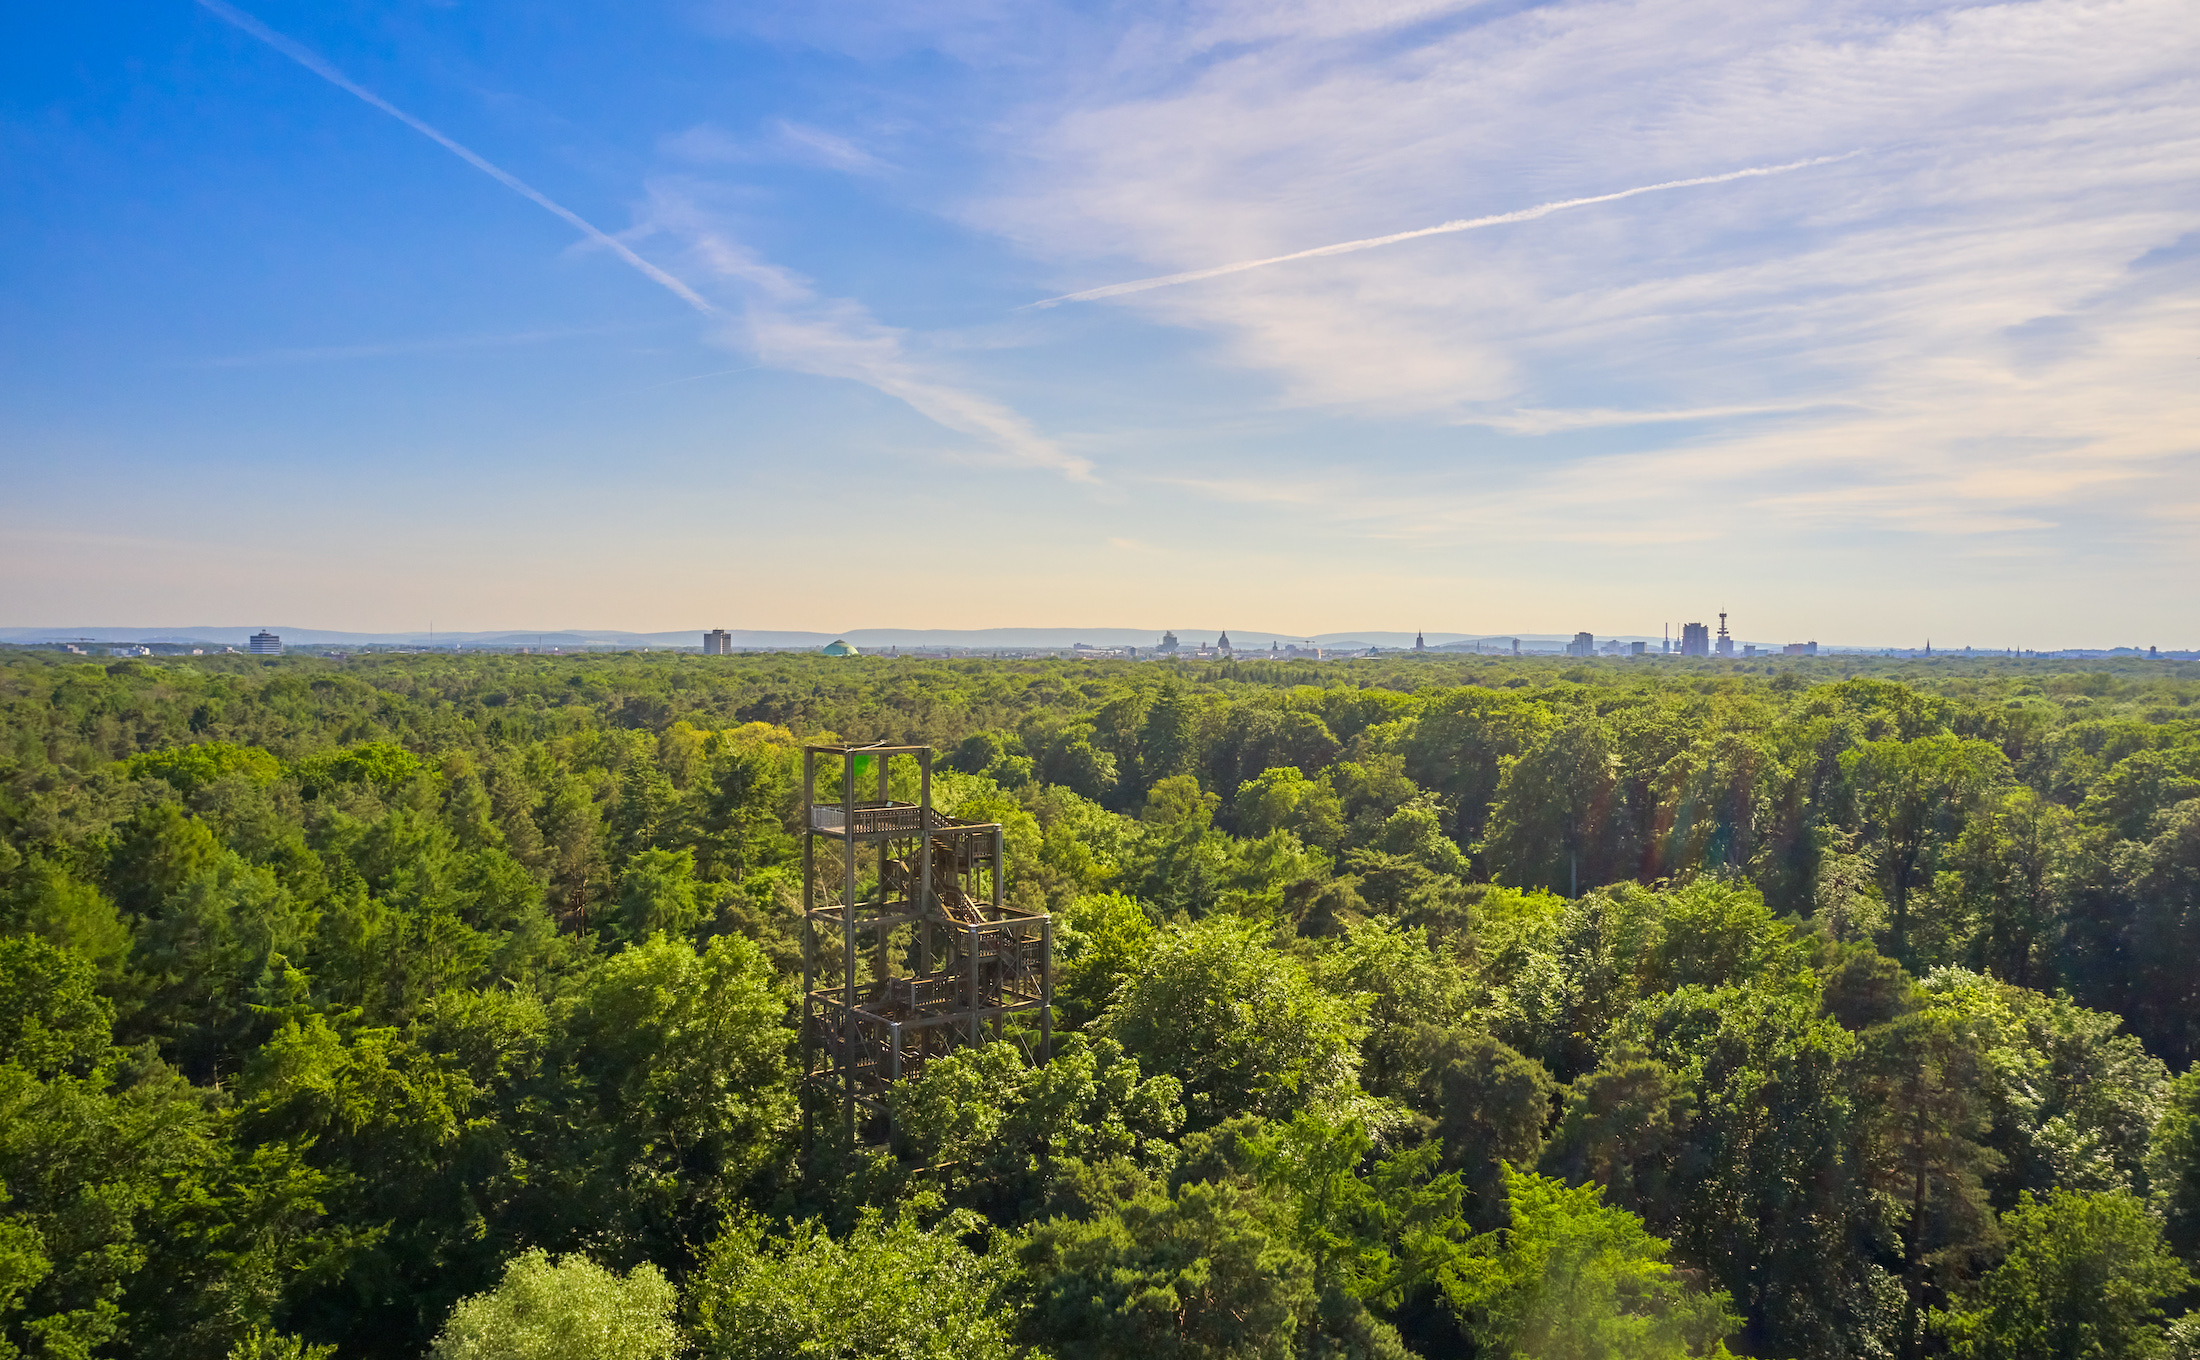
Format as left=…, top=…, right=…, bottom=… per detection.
left=2, top=647, right=2197, bottom=1360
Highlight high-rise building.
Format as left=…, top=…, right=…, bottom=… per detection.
left=703, top=629, right=733, bottom=655
left=1715, top=612, right=1734, bottom=657
left=248, top=631, right=282, bottom=655
left=1680, top=622, right=1710, bottom=657
left=1630, top=641, right=1647, bottom=656
left=1565, top=631, right=1596, bottom=658
left=1157, top=630, right=1180, bottom=654
left=1783, top=641, right=1818, bottom=656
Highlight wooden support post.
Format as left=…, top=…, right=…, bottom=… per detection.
left=841, top=752, right=858, bottom=1144
left=875, top=749, right=890, bottom=987
left=800, top=748, right=817, bottom=1114
left=1040, top=917, right=1054, bottom=1063
left=968, top=923, right=982, bottom=1047
left=919, top=753, right=934, bottom=979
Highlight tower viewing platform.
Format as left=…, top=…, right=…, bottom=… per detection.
left=800, top=743, right=1053, bottom=1146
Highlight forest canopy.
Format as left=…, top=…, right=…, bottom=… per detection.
left=1, top=646, right=2196, bottom=1360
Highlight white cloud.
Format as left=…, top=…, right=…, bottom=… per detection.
left=771, top=121, right=888, bottom=175
left=1031, top=153, right=1863, bottom=307
left=635, top=184, right=1094, bottom=481
left=661, top=119, right=890, bottom=175
left=962, top=0, right=2200, bottom=542
left=200, top=0, right=1076, bottom=484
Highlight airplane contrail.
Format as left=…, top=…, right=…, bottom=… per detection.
left=1029, top=151, right=1864, bottom=308
left=195, top=0, right=719, bottom=317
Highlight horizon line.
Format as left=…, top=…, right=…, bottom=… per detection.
left=3, top=625, right=2183, bottom=656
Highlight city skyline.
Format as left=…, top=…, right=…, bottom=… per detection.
left=2, top=621, right=2181, bottom=657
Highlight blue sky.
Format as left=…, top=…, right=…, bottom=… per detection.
left=3, top=0, right=2195, bottom=645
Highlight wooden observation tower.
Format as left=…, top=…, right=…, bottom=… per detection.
left=801, top=743, right=1054, bottom=1145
